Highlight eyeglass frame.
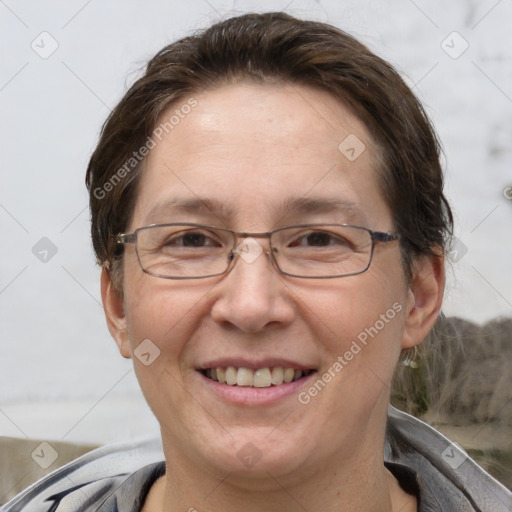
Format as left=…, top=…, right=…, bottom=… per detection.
left=116, top=222, right=401, bottom=280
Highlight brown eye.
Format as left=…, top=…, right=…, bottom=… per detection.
left=304, top=232, right=333, bottom=246
left=289, top=231, right=351, bottom=248
left=164, top=230, right=221, bottom=248
left=176, top=233, right=209, bottom=247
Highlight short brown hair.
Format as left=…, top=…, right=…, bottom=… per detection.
left=86, top=11, right=453, bottom=289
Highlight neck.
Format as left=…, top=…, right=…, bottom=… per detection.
left=145, top=442, right=414, bottom=512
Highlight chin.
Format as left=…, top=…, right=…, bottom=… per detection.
left=199, top=425, right=318, bottom=483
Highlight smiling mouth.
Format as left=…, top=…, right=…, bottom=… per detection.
left=200, top=367, right=316, bottom=388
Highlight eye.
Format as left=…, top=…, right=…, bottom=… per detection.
left=289, top=230, right=351, bottom=248
left=164, top=230, right=222, bottom=248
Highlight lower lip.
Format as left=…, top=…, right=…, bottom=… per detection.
left=198, top=371, right=317, bottom=406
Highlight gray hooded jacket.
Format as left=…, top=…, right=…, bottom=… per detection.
left=3, top=406, right=511, bottom=511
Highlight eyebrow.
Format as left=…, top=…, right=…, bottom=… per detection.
left=278, top=196, right=366, bottom=222
left=144, top=196, right=367, bottom=225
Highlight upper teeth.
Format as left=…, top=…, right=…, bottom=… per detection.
left=204, top=367, right=311, bottom=388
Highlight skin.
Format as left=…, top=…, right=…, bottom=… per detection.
left=101, top=82, right=444, bottom=512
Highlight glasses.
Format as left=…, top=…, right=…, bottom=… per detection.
left=116, top=223, right=400, bottom=280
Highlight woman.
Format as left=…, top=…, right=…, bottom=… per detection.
left=5, top=12, right=511, bottom=512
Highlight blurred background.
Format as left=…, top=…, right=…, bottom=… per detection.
left=1, top=0, right=511, bottom=492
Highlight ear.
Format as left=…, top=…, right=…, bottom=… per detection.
left=402, top=250, right=445, bottom=349
left=101, top=264, right=131, bottom=359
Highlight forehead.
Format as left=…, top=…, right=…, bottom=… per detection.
left=131, top=82, right=390, bottom=230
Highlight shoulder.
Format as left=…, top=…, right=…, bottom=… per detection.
left=2, top=438, right=164, bottom=512
left=385, top=405, right=512, bottom=512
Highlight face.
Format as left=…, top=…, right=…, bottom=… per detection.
left=103, top=81, right=442, bottom=485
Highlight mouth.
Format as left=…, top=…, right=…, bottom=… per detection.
left=199, top=366, right=316, bottom=388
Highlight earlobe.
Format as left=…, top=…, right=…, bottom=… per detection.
left=100, top=264, right=132, bottom=359
left=402, top=250, right=445, bottom=349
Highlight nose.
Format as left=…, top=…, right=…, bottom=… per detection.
left=210, top=237, right=295, bottom=332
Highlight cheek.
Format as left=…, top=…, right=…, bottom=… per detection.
left=296, top=258, right=408, bottom=377
left=122, top=281, right=197, bottom=404
left=123, top=269, right=211, bottom=365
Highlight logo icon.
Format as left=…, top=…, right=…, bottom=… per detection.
left=235, top=237, right=263, bottom=264
left=441, top=442, right=467, bottom=469
left=236, top=442, right=262, bottom=468
left=31, top=442, right=58, bottom=469
left=449, top=236, right=468, bottom=263
left=31, top=32, right=59, bottom=59
left=134, top=339, right=161, bottom=366
left=441, top=32, right=469, bottom=59
left=32, top=237, right=58, bottom=263
left=338, top=134, right=366, bottom=162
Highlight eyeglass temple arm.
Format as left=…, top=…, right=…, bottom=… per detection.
left=372, top=232, right=400, bottom=243
left=116, top=233, right=136, bottom=244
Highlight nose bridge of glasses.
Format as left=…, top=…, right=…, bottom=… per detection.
left=231, top=232, right=273, bottom=265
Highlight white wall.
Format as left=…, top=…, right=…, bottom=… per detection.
left=1, top=0, right=511, bottom=445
